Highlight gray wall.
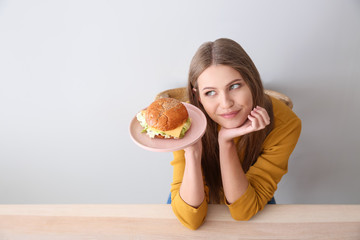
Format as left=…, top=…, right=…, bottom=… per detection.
left=0, top=0, right=359, bottom=204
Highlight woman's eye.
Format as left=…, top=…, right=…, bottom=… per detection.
left=230, top=83, right=241, bottom=90
left=205, top=90, right=216, bottom=96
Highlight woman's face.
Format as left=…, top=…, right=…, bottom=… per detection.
left=197, top=64, right=253, bottom=129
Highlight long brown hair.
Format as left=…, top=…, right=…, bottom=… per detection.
left=187, top=38, right=274, bottom=203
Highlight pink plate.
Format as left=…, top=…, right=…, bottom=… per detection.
left=129, top=102, right=207, bottom=152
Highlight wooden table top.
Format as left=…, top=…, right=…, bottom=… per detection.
left=0, top=204, right=359, bottom=239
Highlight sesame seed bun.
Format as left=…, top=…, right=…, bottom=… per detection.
left=145, top=98, right=189, bottom=131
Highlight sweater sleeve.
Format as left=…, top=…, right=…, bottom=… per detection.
left=226, top=116, right=302, bottom=220
left=170, top=150, right=208, bottom=230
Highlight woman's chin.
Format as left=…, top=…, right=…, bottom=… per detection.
left=217, top=115, right=248, bottom=129
left=219, top=120, right=243, bottom=129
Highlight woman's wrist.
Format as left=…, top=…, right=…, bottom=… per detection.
left=218, top=137, right=235, bottom=149
left=184, top=150, right=202, bottom=166
left=184, top=139, right=202, bottom=164
left=218, top=139, right=237, bottom=165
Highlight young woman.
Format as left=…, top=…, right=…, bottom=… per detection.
left=169, top=38, right=301, bottom=230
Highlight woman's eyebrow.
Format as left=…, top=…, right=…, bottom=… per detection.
left=201, top=79, right=243, bottom=91
left=201, top=86, right=215, bottom=91
left=226, top=79, right=243, bottom=87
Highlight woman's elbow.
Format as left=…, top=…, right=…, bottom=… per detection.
left=229, top=207, right=259, bottom=221
left=230, top=213, right=254, bottom=221
left=171, top=206, right=206, bottom=230
left=183, top=220, right=204, bottom=230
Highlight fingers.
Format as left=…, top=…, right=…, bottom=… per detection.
left=248, top=106, right=270, bottom=130
left=255, top=106, right=270, bottom=124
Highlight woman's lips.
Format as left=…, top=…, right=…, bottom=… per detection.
left=219, top=111, right=239, bottom=119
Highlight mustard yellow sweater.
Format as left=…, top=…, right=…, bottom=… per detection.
left=170, top=97, right=302, bottom=230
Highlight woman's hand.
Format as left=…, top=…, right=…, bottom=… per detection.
left=218, top=106, right=270, bottom=144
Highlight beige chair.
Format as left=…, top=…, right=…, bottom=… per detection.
left=155, top=87, right=293, bottom=109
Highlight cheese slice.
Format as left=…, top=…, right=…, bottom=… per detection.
left=148, top=121, right=186, bottom=138
left=162, top=123, right=186, bottom=138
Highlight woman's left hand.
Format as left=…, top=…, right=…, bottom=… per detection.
left=218, top=106, right=270, bottom=144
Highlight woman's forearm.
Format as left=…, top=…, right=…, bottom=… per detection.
left=219, top=140, right=248, bottom=204
left=179, top=152, right=205, bottom=208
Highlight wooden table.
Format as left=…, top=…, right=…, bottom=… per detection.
left=0, top=204, right=359, bottom=239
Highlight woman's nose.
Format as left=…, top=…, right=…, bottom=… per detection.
left=219, top=92, right=234, bottom=109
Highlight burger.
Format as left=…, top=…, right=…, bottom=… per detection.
left=136, top=98, right=191, bottom=139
